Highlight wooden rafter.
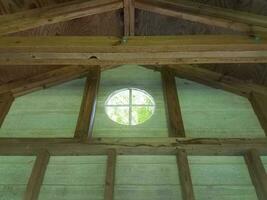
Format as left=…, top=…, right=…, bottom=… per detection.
left=123, top=0, right=135, bottom=36
left=24, top=150, right=50, bottom=200
left=0, top=0, right=123, bottom=36
left=0, top=92, right=14, bottom=127
left=245, top=149, right=267, bottom=200
left=135, top=0, right=267, bottom=35
left=75, top=66, right=101, bottom=141
left=1, top=35, right=267, bottom=65
left=0, top=66, right=95, bottom=97
left=161, top=68, right=185, bottom=137
left=165, top=65, right=267, bottom=98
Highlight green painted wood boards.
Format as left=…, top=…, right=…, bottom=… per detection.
left=0, top=156, right=35, bottom=200
left=188, top=156, right=258, bottom=200
left=0, top=78, right=85, bottom=138
left=39, top=156, right=107, bottom=200
left=114, top=155, right=182, bottom=200
left=93, top=65, right=168, bottom=137
left=176, top=78, right=265, bottom=138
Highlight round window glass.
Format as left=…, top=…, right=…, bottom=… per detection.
left=105, top=88, right=155, bottom=125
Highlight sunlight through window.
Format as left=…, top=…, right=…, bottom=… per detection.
left=105, top=88, right=155, bottom=125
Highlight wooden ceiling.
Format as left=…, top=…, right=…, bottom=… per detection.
left=0, top=0, right=267, bottom=86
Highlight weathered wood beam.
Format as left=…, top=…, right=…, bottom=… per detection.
left=250, top=92, right=267, bottom=135
left=0, top=0, right=123, bottom=36
left=1, top=35, right=267, bottom=65
left=123, top=0, right=135, bottom=36
left=0, top=92, right=14, bottom=127
left=104, top=149, right=116, bottom=200
left=161, top=68, right=185, bottom=137
left=75, top=66, right=101, bottom=141
left=166, top=65, right=267, bottom=98
left=24, top=150, right=50, bottom=200
left=0, top=138, right=267, bottom=156
left=245, top=149, right=267, bottom=200
left=177, top=150, right=195, bottom=200
left=0, top=66, right=96, bottom=97
left=135, top=0, right=267, bottom=35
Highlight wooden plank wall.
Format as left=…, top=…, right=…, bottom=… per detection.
left=0, top=79, right=85, bottom=138
left=176, top=78, right=265, bottom=138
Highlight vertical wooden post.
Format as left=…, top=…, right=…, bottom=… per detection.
left=123, top=0, right=135, bottom=36
left=250, top=92, right=267, bottom=136
left=0, top=92, right=14, bottom=127
left=176, top=150, right=195, bottom=200
left=24, top=150, right=50, bottom=200
left=104, top=149, right=117, bottom=200
left=161, top=68, right=185, bottom=137
left=245, top=149, right=267, bottom=200
left=75, top=66, right=101, bottom=141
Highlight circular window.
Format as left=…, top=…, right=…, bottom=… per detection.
left=105, top=88, right=155, bottom=125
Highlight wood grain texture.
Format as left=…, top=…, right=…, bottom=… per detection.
left=1, top=35, right=267, bottom=65
left=75, top=66, right=101, bottom=141
left=245, top=149, right=267, bottom=200
left=0, top=66, right=93, bottom=97
left=1, top=138, right=267, bottom=156
left=135, top=0, right=267, bottom=35
left=104, top=149, right=116, bottom=200
left=177, top=150, right=195, bottom=200
left=250, top=92, right=267, bottom=135
left=161, top=68, right=185, bottom=137
left=0, top=0, right=123, bottom=36
left=0, top=92, right=14, bottom=127
left=24, top=150, right=50, bottom=200
left=0, top=79, right=85, bottom=138
left=124, top=0, right=135, bottom=36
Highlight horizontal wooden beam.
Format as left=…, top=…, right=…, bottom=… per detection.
left=0, top=66, right=96, bottom=97
left=135, top=0, right=267, bottom=35
left=0, top=138, right=267, bottom=156
left=166, top=65, right=267, bottom=98
left=0, top=0, right=123, bottom=36
left=1, top=35, right=267, bottom=65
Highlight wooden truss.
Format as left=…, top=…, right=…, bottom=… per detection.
left=0, top=0, right=267, bottom=200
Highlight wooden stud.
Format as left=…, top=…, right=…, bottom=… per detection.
left=0, top=0, right=123, bottom=36
left=162, top=67, right=185, bottom=137
left=123, top=0, right=135, bottom=36
left=245, top=149, right=267, bottom=200
left=1, top=35, right=267, bottom=65
left=24, top=150, right=50, bottom=200
left=135, top=0, right=267, bottom=35
left=75, top=66, right=101, bottom=141
left=104, top=149, right=117, bottom=200
left=176, top=150, right=195, bottom=200
left=0, top=92, right=14, bottom=127
left=250, top=92, right=267, bottom=135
